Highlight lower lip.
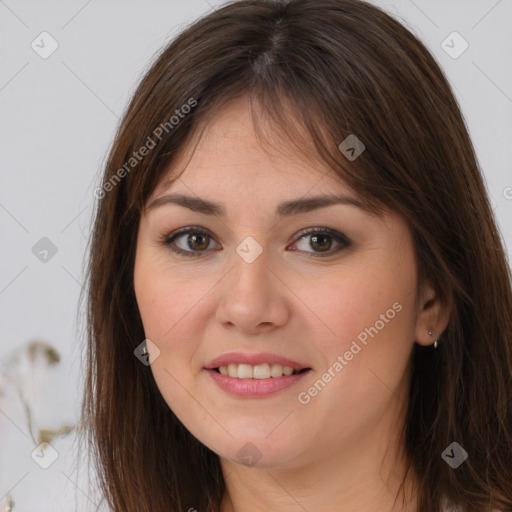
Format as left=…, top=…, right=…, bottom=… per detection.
left=205, top=369, right=312, bottom=398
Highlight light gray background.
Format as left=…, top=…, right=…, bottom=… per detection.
left=1, top=0, right=511, bottom=510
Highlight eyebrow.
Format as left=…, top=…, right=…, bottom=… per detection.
left=146, top=193, right=366, bottom=218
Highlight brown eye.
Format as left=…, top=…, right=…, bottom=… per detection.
left=162, top=227, right=221, bottom=257
left=309, top=233, right=332, bottom=252
left=186, top=233, right=210, bottom=251
left=290, top=228, right=351, bottom=257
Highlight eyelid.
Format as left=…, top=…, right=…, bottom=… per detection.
left=162, top=226, right=220, bottom=257
left=160, top=226, right=351, bottom=257
left=289, top=227, right=351, bottom=257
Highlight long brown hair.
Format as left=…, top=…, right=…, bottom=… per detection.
left=80, top=1, right=512, bottom=511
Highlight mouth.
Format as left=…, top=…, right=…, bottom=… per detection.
left=205, top=365, right=312, bottom=398
left=204, top=352, right=312, bottom=397
left=204, top=351, right=312, bottom=378
left=211, top=364, right=311, bottom=379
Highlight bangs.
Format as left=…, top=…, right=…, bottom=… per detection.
left=137, top=83, right=386, bottom=218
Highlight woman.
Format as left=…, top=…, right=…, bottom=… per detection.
left=81, top=1, right=512, bottom=511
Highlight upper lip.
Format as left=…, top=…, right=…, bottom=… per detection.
left=204, top=351, right=311, bottom=371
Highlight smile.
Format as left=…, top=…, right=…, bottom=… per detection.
left=215, top=363, right=307, bottom=379
left=204, top=351, right=312, bottom=397
left=205, top=366, right=312, bottom=398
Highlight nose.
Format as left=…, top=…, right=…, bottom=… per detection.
left=215, top=248, right=291, bottom=335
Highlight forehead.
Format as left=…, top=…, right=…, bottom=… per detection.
left=149, top=96, right=353, bottom=203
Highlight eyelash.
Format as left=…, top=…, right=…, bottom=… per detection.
left=159, top=226, right=352, bottom=258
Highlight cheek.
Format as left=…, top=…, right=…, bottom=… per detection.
left=133, top=253, right=218, bottom=387
left=297, top=258, right=418, bottom=408
left=305, top=261, right=416, bottom=350
left=133, top=260, right=204, bottom=421
left=134, top=250, right=202, bottom=341
left=294, top=278, right=416, bottom=440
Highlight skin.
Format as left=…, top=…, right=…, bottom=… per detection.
left=133, top=95, right=449, bottom=512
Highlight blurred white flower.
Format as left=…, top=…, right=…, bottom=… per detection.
left=0, top=339, right=75, bottom=444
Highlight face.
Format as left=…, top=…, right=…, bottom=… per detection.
left=134, top=96, right=433, bottom=471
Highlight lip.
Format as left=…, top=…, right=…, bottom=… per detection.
left=204, top=351, right=310, bottom=372
left=205, top=367, right=312, bottom=398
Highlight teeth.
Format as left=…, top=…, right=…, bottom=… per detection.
left=253, top=363, right=270, bottom=379
left=282, top=366, right=294, bottom=376
left=227, top=363, right=238, bottom=378
left=217, top=363, right=300, bottom=379
left=238, top=364, right=253, bottom=379
left=270, top=364, right=284, bottom=378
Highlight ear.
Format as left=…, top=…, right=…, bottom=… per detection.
left=414, top=279, right=450, bottom=347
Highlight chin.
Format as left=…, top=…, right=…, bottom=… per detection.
left=198, top=429, right=305, bottom=469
